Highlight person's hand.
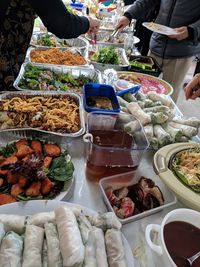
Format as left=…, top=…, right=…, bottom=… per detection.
left=168, top=26, right=189, bottom=41
left=184, top=73, right=200, bottom=100
left=115, top=16, right=130, bottom=32
left=87, top=17, right=100, bottom=34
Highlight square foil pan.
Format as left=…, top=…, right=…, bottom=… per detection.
left=14, top=62, right=102, bottom=93
left=31, top=33, right=89, bottom=56
left=90, top=45, right=129, bottom=71
left=0, top=130, right=75, bottom=201
left=27, top=47, right=90, bottom=68
left=0, top=91, right=85, bottom=137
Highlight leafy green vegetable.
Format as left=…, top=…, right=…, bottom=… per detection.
left=0, top=143, right=16, bottom=157
left=49, top=153, right=74, bottom=182
left=38, top=34, right=56, bottom=47
left=94, top=46, right=119, bottom=65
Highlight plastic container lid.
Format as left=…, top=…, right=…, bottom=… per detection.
left=83, top=83, right=120, bottom=113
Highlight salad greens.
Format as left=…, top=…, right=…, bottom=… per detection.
left=93, top=46, right=119, bottom=65
left=0, top=143, right=16, bottom=157
left=37, top=34, right=57, bottom=47
left=19, top=64, right=94, bottom=93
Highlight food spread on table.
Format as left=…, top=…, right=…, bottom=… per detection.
left=105, top=176, right=164, bottom=219
left=18, top=64, right=94, bottom=93
left=171, top=147, right=200, bottom=192
left=0, top=94, right=81, bottom=134
left=6, top=7, right=200, bottom=266
left=30, top=48, right=87, bottom=65
left=0, top=139, right=74, bottom=204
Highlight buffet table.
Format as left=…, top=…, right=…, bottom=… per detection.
left=64, top=137, right=184, bottom=267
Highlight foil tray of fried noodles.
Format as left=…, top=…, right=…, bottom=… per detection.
left=0, top=91, right=85, bottom=137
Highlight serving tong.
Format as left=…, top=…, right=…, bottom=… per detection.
left=108, top=27, right=120, bottom=42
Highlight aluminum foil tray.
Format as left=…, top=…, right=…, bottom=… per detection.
left=0, top=91, right=85, bottom=137
left=85, top=31, right=128, bottom=48
left=90, top=45, right=129, bottom=71
left=0, top=130, right=75, bottom=201
left=13, top=62, right=102, bottom=93
left=31, top=33, right=89, bottom=56
left=27, top=47, right=90, bottom=68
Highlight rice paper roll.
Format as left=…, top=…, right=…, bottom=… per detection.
left=0, top=231, right=23, bottom=267
left=168, top=122, right=198, bottom=138
left=105, top=229, right=127, bottom=267
left=22, top=225, right=44, bottom=267
left=127, top=102, right=151, bottom=125
left=147, top=92, right=172, bottom=107
left=76, top=213, right=92, bottom=245
left=124, top=120, right=141, bottom=134
left=154, top=125, right=171, bottom=146
left=44, top=223, right=62, bottom=267
left=0, top=214, right=25, bottom=234
left=88, top=212, right=121, bottom=231
left=172, top=117, right=200, bottom=128
left=93, top=227, right=108, bottom=267
left=42, top=239, right=48, bottom=267
left=0, top=223, right=5, bottom=245
left=83, top=230, right=97, bottom=267
left=27, top=211, right=55, bottom=227
left=55, top=206, right=84, bottom=267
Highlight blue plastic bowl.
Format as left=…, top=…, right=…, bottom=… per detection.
left=83, top=83, right=120, bottom=113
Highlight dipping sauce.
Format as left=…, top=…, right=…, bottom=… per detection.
left=85, top=130, right=138, bottom=182
left=164, top=221, right=200, bottom=267
left=86, top=96, right=113, bottom=110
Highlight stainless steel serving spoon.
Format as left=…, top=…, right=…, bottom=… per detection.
left=173, top=251, right=200, bottom=267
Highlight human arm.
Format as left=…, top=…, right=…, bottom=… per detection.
left=28, top=0, right=99, bottom=38
left=184, top=73, right=200, bottom=100
left=116, top=0, right=159, bottom=31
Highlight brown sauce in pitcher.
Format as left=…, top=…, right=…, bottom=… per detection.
left=164, top=221, right=200, bottom=267
left=86, top=130, right=138, bottom=182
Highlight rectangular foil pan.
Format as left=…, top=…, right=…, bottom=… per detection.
left=0, top=91, right=85, bottom=137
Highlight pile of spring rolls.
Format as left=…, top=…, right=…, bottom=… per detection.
left=0, top=205, right=128, bottom=267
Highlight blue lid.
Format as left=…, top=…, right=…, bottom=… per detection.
left=83, top=83, right=120, bottom=113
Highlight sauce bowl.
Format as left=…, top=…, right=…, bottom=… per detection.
left=145, top=208, right=200, bottom=267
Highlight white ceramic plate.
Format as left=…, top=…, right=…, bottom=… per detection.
left=143, top=22, right=177, bottom=35
left=0, top=200, right=135, bottom=267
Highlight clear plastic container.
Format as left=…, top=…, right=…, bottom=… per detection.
left=99, top=171, right=177, bottom=224
left=83, top=112, right=149, bottom=182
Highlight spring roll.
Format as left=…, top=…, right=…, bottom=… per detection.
left=105, top=229, right=127, bottom=267
left=22, top=225, right=44, bottom=267
left=0, top=214, right=25, bottom=234
left=172, top=117, right=200, bottom=128
left=55, top=206, right=84, bottom=267
left=27, top=211, right=55, bottom=227
left=0, top=223, right=5, bottom=245
left=127, top=102, right=151, bottom=125
left=88, top=212, right=121, bottom=231
left=76, top=213, right=92, bottom=245
left=147, top=91, right=172, bottom=107
left=83, top=230, right=97, bottom=267
left=168, top=122, right=198, bottom=138
left=93, top=227, right=108, bottom=267
left=0, top=231, right=23, bottom=267
left=44, top=223, right=62, bottom=267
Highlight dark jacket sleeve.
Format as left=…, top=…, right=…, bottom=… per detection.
left=124, top=0, right=160, bottom=20
left=189, top=19, right=200, bottom=44
left=28, top=0, right=89, bottom=39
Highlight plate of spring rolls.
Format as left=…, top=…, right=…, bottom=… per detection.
left=0, top=200, right=135, bottom=267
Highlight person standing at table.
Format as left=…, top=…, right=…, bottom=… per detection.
left=116, top=0, right=200, bottom=102
left=0, top=0, right=100, bottom=91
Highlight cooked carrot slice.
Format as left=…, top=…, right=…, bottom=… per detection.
left=11, top=184, right=24, bottom=198
left=43, top=156, right=52, bottom=169
left=18, top=175, right=28, bottom=188
left=41, top=177, right=54, bottom=195
left=31, top=140, right=42, bottom=154
left=15, top=145, right=34, bottom=158
left=44, top=144, right=61, bottom=157
left=26, top=181, right=41, bottom=197
left=0, top=194, right=16, bottom=205
left=15, top=139, right=29, bottom=150
left=1, top=156, right=17, bottom=167
left=7, top=171, right=19, bottom=184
